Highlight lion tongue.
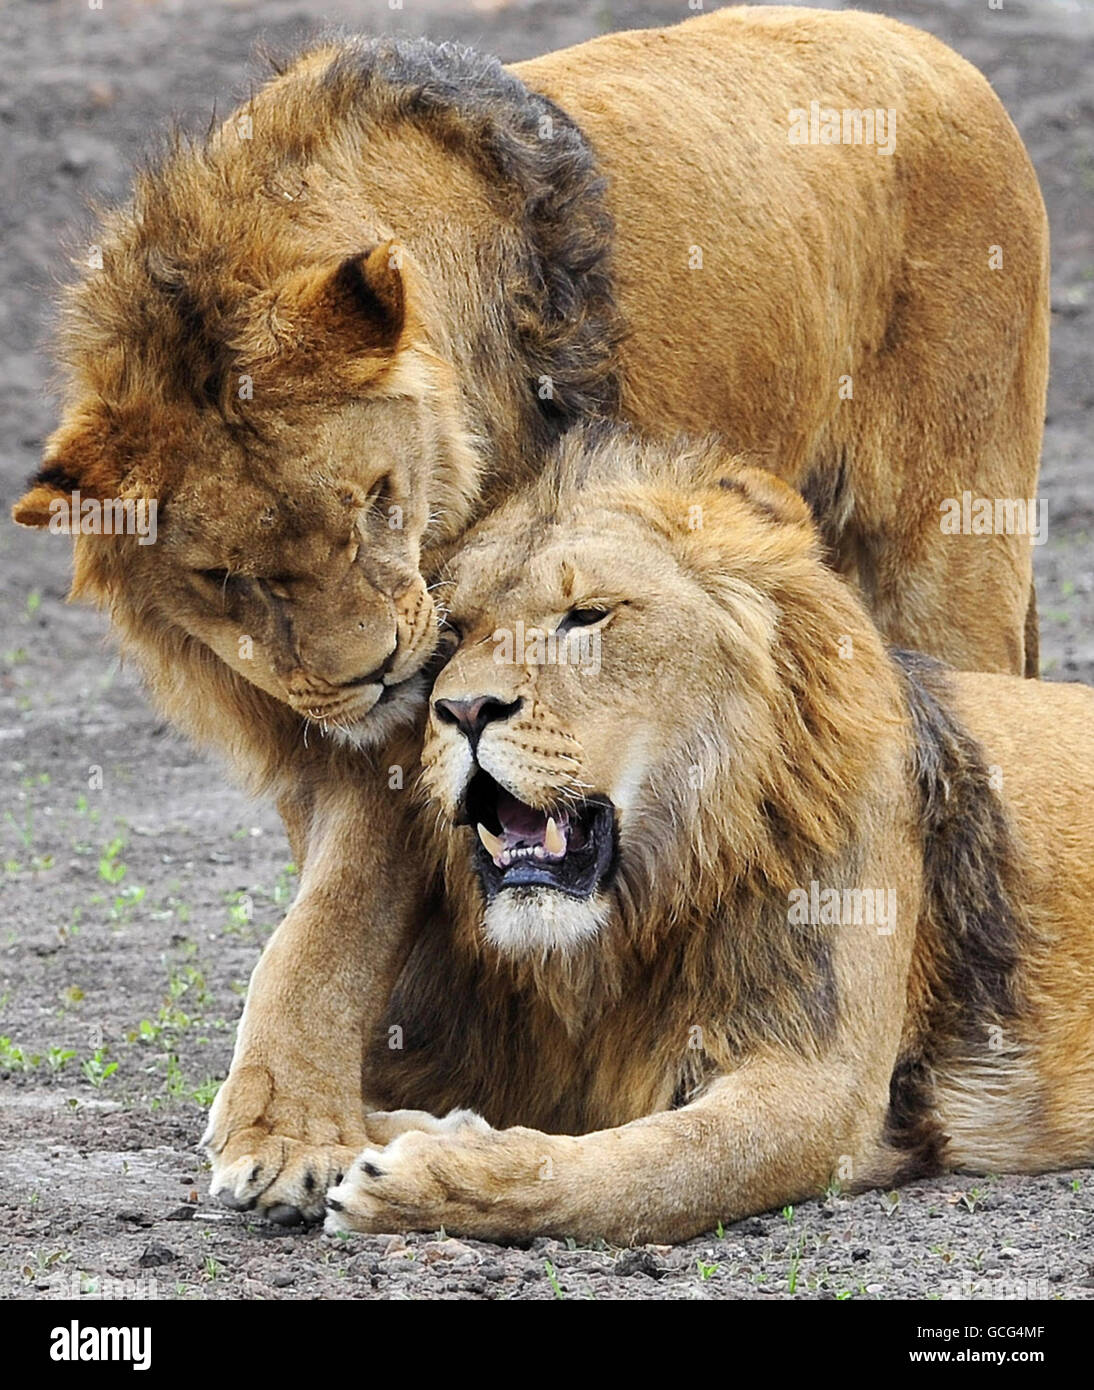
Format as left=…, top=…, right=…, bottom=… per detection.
left=494, top=791, right=569, bottom=861
left=497, top=791, right=547, bottom=841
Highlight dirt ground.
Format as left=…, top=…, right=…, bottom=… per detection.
left=1, top=0, right=1092, bottom=1302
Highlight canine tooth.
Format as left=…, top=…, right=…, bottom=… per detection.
left=545, top=817, right=565, bottom=856
left=477, top=824, right=505, bottom=863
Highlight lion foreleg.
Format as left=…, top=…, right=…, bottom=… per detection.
left=204, top=769, right=425, bottom=1222
left=324, top=1056, right=889, bottom=1245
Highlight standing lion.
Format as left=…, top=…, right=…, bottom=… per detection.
left=12, top=9, right=1050, bottom=1218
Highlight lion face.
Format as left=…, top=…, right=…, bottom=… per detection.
left=157, top=407, right=439, bottom=740
left=422, top=457, right=808, bottom=956
left=17, top=392, right=440, bottom=743
left=14, top=241, right=480, bottom=746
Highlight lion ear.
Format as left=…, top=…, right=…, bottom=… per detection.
left=267, top=240, right=409, bottom=362
left=324, top=242, right=406, bottom=351
left=715, top=467, right=815, bottom=531
left=12, top=457, right=105, bottom=530
left=12, top=479, right=71, bottom=530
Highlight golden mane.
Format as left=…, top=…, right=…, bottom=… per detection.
left=381, top=432, right=912, bottom=1127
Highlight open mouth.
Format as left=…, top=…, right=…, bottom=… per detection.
left=464, top=770, right=616, bottom=900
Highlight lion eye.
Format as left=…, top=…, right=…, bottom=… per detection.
left=366, top=475, right=393, bottom=511
left=557, top=607, right=609, bottom=634
left=263, top=577, right=297, bottom=600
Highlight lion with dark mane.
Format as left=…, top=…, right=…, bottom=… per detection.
left=323, top=428, right=1094, bottom=1244
left=11, top=9, right=1050, bottom=1219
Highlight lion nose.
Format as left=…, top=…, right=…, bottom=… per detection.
left=433, top=695, right=521, bottom=749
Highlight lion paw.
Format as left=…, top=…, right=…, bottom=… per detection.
left=323, top=1111, right=494, bottom=1236
left=207, top=1130, right=365, bottom=1224
left=202, top=1068, right=372, bottom=1223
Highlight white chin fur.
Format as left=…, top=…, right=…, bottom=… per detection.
left=483, top=886, right=608, bottom=957
left=321, top=676, right=427, bottom=750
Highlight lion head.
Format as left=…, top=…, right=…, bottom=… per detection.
left=12, top=37, right=622, bottom=760
left=12, top=218, right=484, bottom=748
left=421, top=428, right=902, bottom=961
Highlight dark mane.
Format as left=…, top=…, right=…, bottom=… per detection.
left=884, top=650, right=1031, bottom=1178
left=318, top=35, right=625, bottom=438
left=60, top=35, right=625, bottom=438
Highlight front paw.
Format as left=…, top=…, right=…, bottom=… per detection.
left=324, top=1114, right=547, bottom=1239
left=202, top=1066, right=370, bottom=1224
left=323, top=1132, right=458, bottom=1236
left=208, top=1132, right=365, bottom=1225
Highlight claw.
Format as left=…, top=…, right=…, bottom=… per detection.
left=266, top=1203, right=305, bottom=1227
left=215, top=1189, right=253, bottom=1212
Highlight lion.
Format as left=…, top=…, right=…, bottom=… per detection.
left=320, top=428, right=1094, bottom=1245
left=11, top=8, right=1049, bottom=1219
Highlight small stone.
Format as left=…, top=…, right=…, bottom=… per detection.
left=614, top=1249, right=665, bottom=1280
left=269, top=1271, right=295, bottom=1287
left=164, top=1206, right=195, bottom=1222
left=137, top=1242, right=177, bottom=1268
left=115, top=1210, right=152, bottom=1227
left=852, top=1248, right=870, bottom=1262
left=421, top=1239, right=479, bottom=1265
left=87, top=81, right=116, bottom=109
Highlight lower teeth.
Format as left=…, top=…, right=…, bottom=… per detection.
left=499, top=844, right=564, bottom=868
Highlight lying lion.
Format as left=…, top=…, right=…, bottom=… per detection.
left=11, top=8, right=1050, bottom=1218
left=319, top=429, right=1094, bottom=1244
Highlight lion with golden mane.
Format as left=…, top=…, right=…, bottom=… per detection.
left=322, top=428, right=1094, bottom=1244
left=11, top=9, right=1049, bottom=1219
